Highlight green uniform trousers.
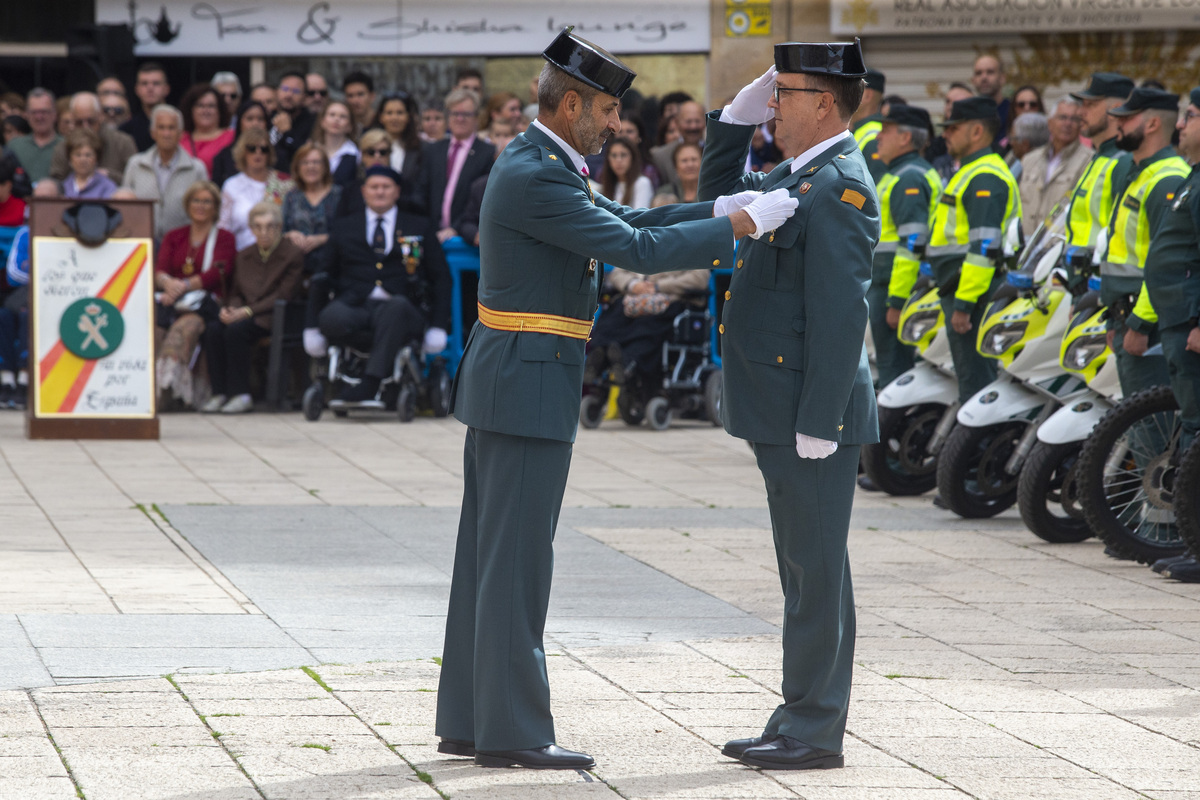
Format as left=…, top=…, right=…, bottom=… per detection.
left=1161, top=323, right=1200, bottom=451
left=939, top=295, right=997, bottom=403
left=436, top=427, right=573, bottom=752
left=752, top=441, right=860, bottom=752
left=1110, top=313, right=1170, bottom=398
left=868, top=278, right=915, bottom=388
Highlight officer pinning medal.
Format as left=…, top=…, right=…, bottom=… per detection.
left=436, top=27, right=798, bottom=771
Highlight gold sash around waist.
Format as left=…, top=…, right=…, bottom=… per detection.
left=476, top=302, right=593, bottom=340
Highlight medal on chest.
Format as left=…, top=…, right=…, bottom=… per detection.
left=398, top=234, right=422, bottom=275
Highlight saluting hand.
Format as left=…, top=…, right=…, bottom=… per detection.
left=726, top=66, right=777, bottom=126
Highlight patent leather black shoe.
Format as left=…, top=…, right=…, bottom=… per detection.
left=474, top=744, right=595, bottom=769
left=437, top=738, right=475, bottom=757
left=1151, top=554, right=1192, bottom=574
left=1162, top=556, right=1200, bottom=583
left=857, top=474, right=880, bottom=492
left=721, top=732, right=777, bottom=760
left=739, top=735, right=844, bottom=770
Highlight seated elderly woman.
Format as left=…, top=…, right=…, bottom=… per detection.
left=201, top=201, right=304, bottom=414
left=282, top=142, right=342, bottom=274
left=584, top=193, right=710, bottom=386
left=219, top=128, right=293, bottom=250
left=155, top=180, right=238, bottom=408
left=60, top=128, right=117, bottom=199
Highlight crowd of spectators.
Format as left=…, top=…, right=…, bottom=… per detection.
left=0, top=52, right=1132, bottom=413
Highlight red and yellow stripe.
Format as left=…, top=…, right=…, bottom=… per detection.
left=38, top=243, right=149, bottom=415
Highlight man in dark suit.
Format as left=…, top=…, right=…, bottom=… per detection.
left=271, top=72, right=316, bottom=173
left=415, top=88, right=495, bottom=242
left=120, top=62, right=170, bottom=152
left=315, top=166, right=452, bottom=405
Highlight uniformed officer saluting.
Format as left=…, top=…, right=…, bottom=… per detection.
left=698, top=40, right=881, bottom=770
left=435, top=27, right=798, bottom=771
left=927, top=97, right=1021, bottom=404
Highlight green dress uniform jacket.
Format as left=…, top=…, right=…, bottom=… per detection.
left=698, top=111, right=880, bottom=447
left=450, top=125, right=735, bottom=444
left=438, top=123, right=741, bottom=755
left=1142, top=163, right=1200, bottom=447
left=698, top=111, right=878, bottom=753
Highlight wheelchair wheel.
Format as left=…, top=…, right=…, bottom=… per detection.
left=397, top=384, right=417, bottom=423
left=646, top=396, right=672, bottom=431
left=427, top=358, right=452, bottom=418
left=580, top=394, right=605, bottom=429
left=617, top=389, right=645, bottom=426
left=703, top=369, right=722, bottom=426
left=302, top=384, right=324, bottom=422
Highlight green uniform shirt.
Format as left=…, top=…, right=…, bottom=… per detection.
left=6, top=133, right=62, bottom=184
left=875, top=150, right=942, bottom=308
left=1100, top=146, right=1189, bottom=330
left=928, top=147, right=1021, bottom=313
left=1143, top=164, right=1200, bottom=330
left=853, top=116, right=887, bottom=185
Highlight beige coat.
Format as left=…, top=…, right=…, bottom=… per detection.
left=120, top=146, right=209, bottom=240
left=1019, top=140, right=1093, bottom=236
left=607, top=267, right=709, bottom=303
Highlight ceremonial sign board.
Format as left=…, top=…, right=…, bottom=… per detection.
left=96, top=0, right=710, bottom=57
left=28, top=199, right=158, bottom=440
left=832, top=0, right=1200, bottom=36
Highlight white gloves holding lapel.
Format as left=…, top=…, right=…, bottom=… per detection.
left=712, top=189, right=762, bottom=218
left=743, top=189, right=798, bottom=240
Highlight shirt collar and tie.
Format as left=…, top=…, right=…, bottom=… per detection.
left=367, top=206, right=398, bottom=256
left=789, top=130, right=853, bottom=174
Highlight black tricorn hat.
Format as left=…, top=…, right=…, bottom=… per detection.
left=543, top=26, right=637, bottom=99
left=883, top=104, right=933, bottom=133
left=62, top=203, right=123, bottom=247
left=774, top=39, right=868, bottom=78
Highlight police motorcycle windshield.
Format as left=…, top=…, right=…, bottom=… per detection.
left=1008, top=200, right=1070, bottom=291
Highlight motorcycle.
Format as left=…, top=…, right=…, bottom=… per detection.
left=1017, top=284, right=1121, bottom=542
left=936, top=205, right=1092, bottom=519
left=860, top=274, right=959, bottom=495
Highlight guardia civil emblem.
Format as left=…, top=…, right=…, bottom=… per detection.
left=60, top=297, right=124, bottom=359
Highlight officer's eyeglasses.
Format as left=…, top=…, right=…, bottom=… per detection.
left=773, top=86, right=831, bottom=103
left=1183, top=110, right=1200, bottom=124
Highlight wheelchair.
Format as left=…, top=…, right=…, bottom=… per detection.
left=580, top=295, right=722, bottom=431
left=299, top=273, right=452, bottom=423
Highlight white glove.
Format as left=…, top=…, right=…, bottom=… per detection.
left=742, top=188, right=799, bottom=240
left=713, top=189, right=761, bottom=218
left=796, top=433, right=838, bottom=459
left=303, top=328, right=328, bottom=357
left=423, top=327, right=448, bottom=355
left=723, top=66, right=777, bottom=126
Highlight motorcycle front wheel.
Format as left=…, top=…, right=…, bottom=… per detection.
left=1017, top=441, right=1091, bottom=543
left=935, top=420, right=1026, bottom=519
left=861, top=403, right=944, bottom=496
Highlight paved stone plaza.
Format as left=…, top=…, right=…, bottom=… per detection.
left=1, top=411, right=1198, bottom=800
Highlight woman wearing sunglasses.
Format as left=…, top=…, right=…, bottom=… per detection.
left=334, top=128, right=397, bottom=219
left=219, top=128, right=294, bottom=249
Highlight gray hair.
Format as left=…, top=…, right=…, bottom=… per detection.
left=1012, top=112, right=1050, bottom=148
left=150, top=103, right=184, bottom=129
left=70, top=92, right=101, bottom=115
left=536, top=62, right=599, bottom=114
left=27, top=87, right=55, bottom=104
left=1051, top=98, right=1080, bottom=118
left=444, top=88, right=480, bottom=114
left=898, top=124, right=929, bottom=152
left=211, top=71, right=241, bottom=92
left=248, top=200, right=282, bottom=228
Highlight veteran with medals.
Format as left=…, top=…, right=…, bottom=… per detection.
left=435, top=28, right=799, bottom=770
left=698, top=40, right=881, bottom=770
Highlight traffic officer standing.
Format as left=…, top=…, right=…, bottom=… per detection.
left=1062, top=72, right=1135, bottom=291
left=852, top=69, right=888, bottom=184
left=436, top=27, right=797, bottom=770
left=927, top=97, right=1022, bottom=403
left=699, top=40, right=880, bottom=770
left=872, top=104, right=942, bottom=386
left=1139, top=88, right=1200, bottom=582
left=1100, top=87, right=1185, bottom=395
